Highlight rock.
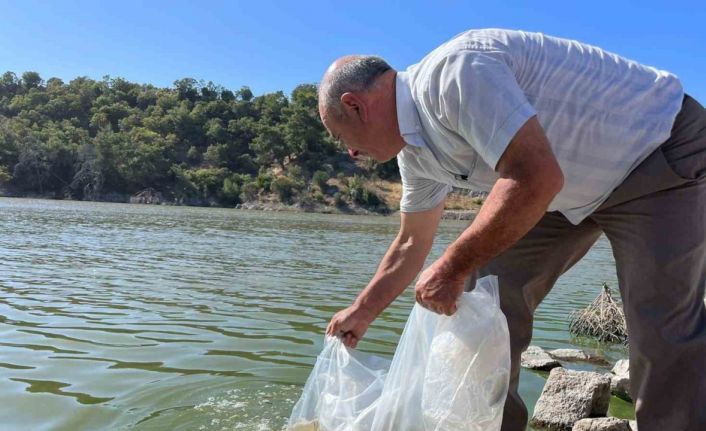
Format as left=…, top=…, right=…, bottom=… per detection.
left=521, top=345, right=561, bottom=371
left=130, top=187, right=164, bottom=204
left=441, top=210, right=476, bottom=220
left=529, top=368, right=611, bottom=430
left=629, top=420, right=638, bottom=430
left=612, top=359, right=629, bottom=376
left=549, top=348, right=609, bottom=364
left=610, top=359, right=631, bottom=401
left=573, top=417, right=631, bottom=431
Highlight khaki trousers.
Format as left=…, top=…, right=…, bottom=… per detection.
left=475, top=96, right=706, bottom=431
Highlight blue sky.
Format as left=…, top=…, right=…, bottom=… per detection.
left=1, top=0, right=704, bottom=101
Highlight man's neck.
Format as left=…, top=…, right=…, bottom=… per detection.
left=378, top=70, right=405, bottom=149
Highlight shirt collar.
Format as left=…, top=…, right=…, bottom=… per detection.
left=396, top=71, right=425, bottom=148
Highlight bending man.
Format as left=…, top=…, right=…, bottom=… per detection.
left=320, top=29, right=706, bottom=431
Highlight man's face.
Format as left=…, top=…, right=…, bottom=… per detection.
left=321, top=112, right=395, bottom=162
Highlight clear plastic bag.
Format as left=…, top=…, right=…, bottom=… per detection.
left=287, top=276, right=510, bottom=431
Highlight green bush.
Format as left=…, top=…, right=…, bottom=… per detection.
left=342, top=174, right=382, bottom=207
left=240, top=181, right=259, bottom=201
left=313, top=190, right=325, bottom=203
left=347, top=174, right=364, bottom=189
left=347, top=175, right=366, bottom=205
left=221, top=177, right=241, bottom=205
left=333, top=192, right=346, bottom=207
left=186, top=146, right=201, bottom=164
left=271, top=176, right=302, bottom=203
left=184, top=167, right=229, bottom=200
left=0, top=166, right=11, bottom=183
left=312, top=170, right=329, bottom=191
left=256, top=171, right=273, bottom=192
left=362, top=188, right=381, bottom=206
left=286, top=164, right=303, bottom=180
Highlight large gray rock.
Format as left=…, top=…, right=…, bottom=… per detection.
left=573, top=417, right=631, bottom=431
left=521, top=345, right=561, bottom=371
left=549, top=348, right=609, bottom=365
left=610, top=359, right=631, bottom=401
left=529, top=368, right=611, bottom=431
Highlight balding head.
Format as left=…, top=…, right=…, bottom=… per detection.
left=319, top=55, right=393, bottom=121
left=317, top=55, right=404, bottom=162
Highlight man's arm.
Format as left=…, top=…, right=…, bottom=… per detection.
left=416, top=116, right=564, bottom=313
left=326, top=200, right=445, bottom=348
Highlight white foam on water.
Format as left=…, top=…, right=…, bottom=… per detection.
left=192, top=384, right=300, bottom=430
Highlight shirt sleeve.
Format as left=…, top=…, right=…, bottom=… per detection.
left=399, top=175, right=452, bottom=213
left=432, top=50, right=537, bottom=169
left=396, top=149, right=452, bottom=213
left=400, top=178, right=451, bottom=213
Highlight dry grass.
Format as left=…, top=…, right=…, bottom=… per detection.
left=569, top=283, right=628, bottom=344
left=368, top=179, right=403, bottom=209
left=445, top=192, right=482, bottom=211
left=366, top=180, right=481, bottom=212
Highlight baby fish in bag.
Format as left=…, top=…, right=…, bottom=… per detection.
left=287, top=275, right=510, bottom=431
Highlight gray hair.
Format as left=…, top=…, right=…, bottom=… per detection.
left=319, top=55, right=392, bottom=120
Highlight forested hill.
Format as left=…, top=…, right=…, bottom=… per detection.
left=0, top=71, right=400, bottom=211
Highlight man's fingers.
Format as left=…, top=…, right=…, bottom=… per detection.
left=418, top=298, right=457, bottom=316
left=442, top=302, right=458, bottom=316
left=343, top=332, right=358, bottom=348
left=327, top=318, right=340, bottom=336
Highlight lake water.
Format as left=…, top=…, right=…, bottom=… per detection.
left=0, top=198, right=630, bottom=430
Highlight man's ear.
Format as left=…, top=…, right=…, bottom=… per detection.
left=340, top=92, right=368, bottom=123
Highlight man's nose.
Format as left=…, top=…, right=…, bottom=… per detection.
left=348, top=149, right=360, bottom=158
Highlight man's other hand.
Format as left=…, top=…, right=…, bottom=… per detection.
left=415, top=258, right=465, bottom=315
left=326, top=304, right=376, bottom=349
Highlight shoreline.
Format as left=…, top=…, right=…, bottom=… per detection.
left=0, top=193, right=478, bottom=221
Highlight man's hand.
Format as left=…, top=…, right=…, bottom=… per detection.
left=415, top=257, right=465, bottom=315
left=326, top=304, right=376, bottom=349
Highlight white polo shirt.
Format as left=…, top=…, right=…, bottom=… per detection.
left=396, top=28, right=684, bottom=224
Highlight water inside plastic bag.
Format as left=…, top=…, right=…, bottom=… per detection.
left=287, top=276, right=510, bottom=431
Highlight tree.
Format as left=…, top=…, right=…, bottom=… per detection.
left=183, top=167, right=228, bottom=201
left=253, top=91, right=288, bottom=123
left=21, top=71, right=43, bottom=90
left=283, top=84, right=333, bottom=170
left=250, top=124, right=289, bottom=167
left=115, top=128, right=175, bottom=192
left=173, top=78, right=199, bottom=102
left=12, top=134, right=50, bottom=193
left=71, top=143, right=104, bottom=199
left=236, top=86, right=253, bottom=102
left=203, top=144, right=227, bottom=167
left=0, top=72, right=20, bottom=99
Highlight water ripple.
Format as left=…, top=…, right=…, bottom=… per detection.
left=0, top=198, right=623, bottom=430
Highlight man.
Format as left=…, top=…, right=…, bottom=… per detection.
left=320, top=29, right=706, bottom=430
